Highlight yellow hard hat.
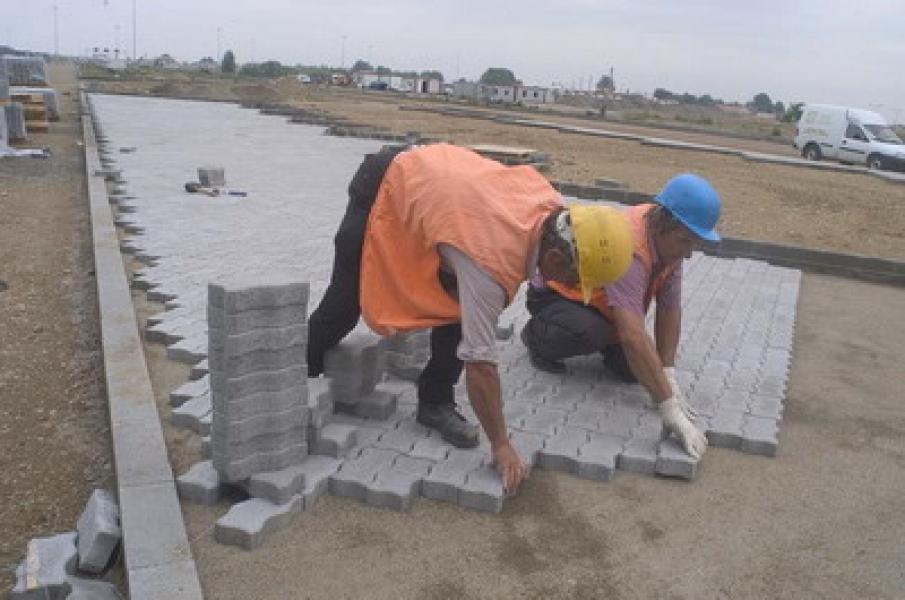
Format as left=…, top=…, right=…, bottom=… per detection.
left=568, top=204, right=633, bottom=303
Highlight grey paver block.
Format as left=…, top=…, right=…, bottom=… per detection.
left=717, top=390, right=750, bottom=413
left=213, top=384, right=308, bottom=421
left=176, top=460, right=222, bottom=505
left=706, top=410, right=746, bottom=449
left=210, top=365, right=306, bottom=401
left=365, top=456, right=433, bottom=511
left=577, top=433, right=623, bottom=481
left=169, top=375, right=209, bottom=407
left=208, top=303, right=309, bottom=335
left=410, top=431, right=451, bottom=462
left=189, top=358, right=209, bottom=380
left=325, top=332, right=385, bottom=402
left=208, top=344, right=306, bottom=378
left=511, top=382, right=554, bottom=406
left=656, top=437, right=699, bottom=480
left=374, top=422, right=426, bottom=454
left=755, top=375, right=786, bottom=398
left=171, top=392, right=212, bottom=434
left=422, top=449, right=485, bottom=503
left=538, top=426, right=589, bottom=473
left=166, top=336, right=208, bottom=364
left=346, top=389, right=398, bottom=420
left=310, top=423, right=357, bottom=457
left=519, top=407, right=567, bottom=436
left=213, top=438, right=308, bottom=483
left=509, top=430, right=546, bottom=467
left=619, top=432, right=660, bottom=475
left=214, top=495, right=304, bottom=550
left=75, top=489, right=120, bottom=575
left=459, top=465, right=505, bottom=513
left=10, top=533, right=77, bottom=600
left=329, top=447, right=397, bottom=500
left=209, top=323, right=308, bottom=355
left=741, top=415, right=779, bottom=456
left=208, top=279, right=309, bottom=313
left=748, top=395, right=784, bottom=420
left=66, top=577, right=122, bottom=600
left=597, top=408, right=641, bottom=439
left=502, top=401, right=535, bottom=427
left=212, top=404, right=308, bottom=442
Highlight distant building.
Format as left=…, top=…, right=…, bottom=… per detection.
left=193, top=57, right=219, bottom=72
left=154, top=54, right=179, bottom=69
left=451, top=80, right=554, bottom=105
left=352, top=70, right=442, bottom=94
left=516, top=85, right=555, bottom=104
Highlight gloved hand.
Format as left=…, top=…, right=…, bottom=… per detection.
left=663, top=366, right=696, bottom=421
left=659, top=397, right=708, bottom=459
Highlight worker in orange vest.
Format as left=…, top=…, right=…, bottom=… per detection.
left=307, top=143, right=633, bottom=491
left=521, top=174, right=722, bottom=459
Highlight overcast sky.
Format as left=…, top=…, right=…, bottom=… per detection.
left=3, top=0, right=904, bottom=122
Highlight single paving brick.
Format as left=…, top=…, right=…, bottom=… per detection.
left=208, top=279, right=309, bottom=313
left=169, top=375, right=210, bottom=407
left=508, top=430, right=546, bottom=467
left=619, top=431, right=661, bottom=475
left=422, top=449, right=485, bottom=504
left=352, top=389, right=398, bottom=420
left=66, top=577, right=122, bottom=600
left=716, top=390, right=750, bottom=413
left=740, top=415, right=779, bottom=457
left=176, top=460, right=222, bottom=505
left=329, top=447, right=398, bottom=501
left=706, top=410, right=746, bottom=449
left=171, top=392, right=212, bottom=434
left=755, top=375, right=787, bottom=399
left=656, top=436, right=700, bottom=480
left=511, top=381, right=554, bottom=406
left=10, top=532, right=77, bottom=600
left=748, top=395, right=784, bottom=420
left=409, top=431, right=451, bottom=462
left=309, top=423, right=358, bottom=458
left=519, top=407, right=567, bottom=436
left=502, top=400, right=535, bottom=427
left=299, top=455, right=344, bottom=506
left=597, top=408, right=641, bottom=439
left=459, top=465, right=505, bottom=513
left=565, top=407, right=603, bottom=431
left=213, top=439, right=309, bottom=483
left=214, top=495, right=304, bottom=550
left=365, top=456, right=433, bottom=511
left=538, top=426, right=589, bottom=473
left=190, top=358, right=209, bottom=380
left=577, top=433, right=623, bottom=481
left=74, top=489, right=120, bottom=575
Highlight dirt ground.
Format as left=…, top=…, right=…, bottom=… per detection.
left=0, top=63, right=114, bottom=590
left=137, top=273, right=905, bottom=600
left=90, top=76, right=905, bottom=260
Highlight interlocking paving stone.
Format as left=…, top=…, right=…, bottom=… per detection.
left=740, top=415, right=780, bottom=456
left=577, top=433, right=623, bottom=481
left=310, top=423, right=357, bottom=458
left=329, top=448, right=398, bottom=500
left=171, top=392, right=212, bottom=434
left=91, top=94, right=801, bottom=525
left=214, top=495, right=304, bottom=550
left=422, top=449, right=485, bottom=504
left=366, top=455, right=433, bottom=511
left=656, top=437, right=700, bottom=480
left=509, top=430, right=546, bottom=468
left=176, top=460, right=222, bottom=505
left=66, top=577, right=122, bottom=600
left=209, top=280, right=309, bottom=313
left=538, top=426, right=589, bottom=473
left=11, top=532, right=77, bottom=599
left=169, top=375, right=209, bottom=407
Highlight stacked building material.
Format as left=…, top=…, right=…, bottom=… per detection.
left=0, top=106, right=8, bottom=150
left=10, top=87, right=59, bottom=120
left=208, top=278, right=312, bottom=483
left=380, top=330, right=430, bottom=381
left=4, top=103, right=26, bottom=141
left=12, top=92, right=49, bottom=134
left=0, top=55, right=48, bottom=86
left=325, top=331, right=398, bottom=419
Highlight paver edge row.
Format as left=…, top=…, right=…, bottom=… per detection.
left=80, top=87, right=205, bottom=600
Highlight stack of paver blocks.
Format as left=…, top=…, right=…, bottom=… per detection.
left=380, top=329, right=430, bottom=381
left=326, top=331, right=398, bottom=419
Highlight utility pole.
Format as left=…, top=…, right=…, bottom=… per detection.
left=53, top=4, right=59, bottom=55
left=132, top=0, right=137, bottom=59
left=217, top=27, right=222, bottom=60
left=340, top=35, right=347, bottom=69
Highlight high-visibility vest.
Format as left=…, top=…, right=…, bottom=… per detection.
left=546, top=203, right=678, bottom=322
left=360, top=144, right=562, bottom=336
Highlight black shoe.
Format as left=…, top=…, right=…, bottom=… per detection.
left=602, top=344, right=637, bottom=383
left=416, top=403, right=479, bottom=449
left=520, top=325, right=567, bottom=374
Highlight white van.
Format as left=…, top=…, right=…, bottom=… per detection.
left=794, top=104, right=905, bottom=171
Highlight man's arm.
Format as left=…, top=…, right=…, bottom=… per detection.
left=610, top=307, right=671, bottom=402
left=655, top=304, right=681, bottom=368
left=465, top=362, right=525, bottom=492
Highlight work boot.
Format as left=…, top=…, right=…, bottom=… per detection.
left=416, top=402, right=479, bottom=449
left=602, top=344, right=637, bottom=383
left=520, top=324, right=567, bottom=374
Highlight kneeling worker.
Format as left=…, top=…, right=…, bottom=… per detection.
left=521, top=174, right=722, bottom=459
left=307, top=143, right=633, bottom=492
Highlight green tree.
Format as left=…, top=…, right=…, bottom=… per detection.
left=221, top=50, right=236, bottom=74
left=350, top=59, right=373, bottom=72
left=782, top=102, right=804, bottom=122
left=259, top=60, right=283, bottom=77
left=774, top=101, right=786, bottom=117
left=750, top=92, right=774, bottom=113
left=698, top=94, right=716, bottom=106
left=653, top=87, right=673, bottom=101
left=596, top=74, right=614, bottom=91
left=479, top=67, right=516, bottom=85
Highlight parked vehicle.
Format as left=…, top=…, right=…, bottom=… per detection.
left=794, top=104, right=905, bottom=171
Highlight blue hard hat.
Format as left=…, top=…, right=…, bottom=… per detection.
left=655, top=173, right=722, bottom=242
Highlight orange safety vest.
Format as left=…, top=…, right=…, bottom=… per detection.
left=547, top=203, right=678, bottom=322
left=360, top=144, right=563, bottom=336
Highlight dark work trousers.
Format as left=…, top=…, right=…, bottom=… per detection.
left=306, top=146, right=464, bottom=407
left=524, top=284, right=635, bottom=381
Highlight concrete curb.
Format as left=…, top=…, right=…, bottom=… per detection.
left=80, top=88, right=204, bottom=600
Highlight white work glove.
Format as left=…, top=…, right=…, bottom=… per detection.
left=659, top=397, right=708, bottom=460
left=663, top=367, right=696, bottom=421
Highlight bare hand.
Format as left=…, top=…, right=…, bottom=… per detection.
left=491, top=443, right=528, bottom=494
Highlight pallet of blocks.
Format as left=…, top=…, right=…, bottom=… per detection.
left=12, top=93, right=48, bottom=134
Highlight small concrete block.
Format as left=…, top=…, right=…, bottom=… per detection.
left=169, top=375, right=210, bottom=407
left=310, top=423, right=357, bottom=458
left=329, top=448, right=397, bottom=500
left=706, top=410, right=746, bottom=450
left=208, top=303, right=309, bottom=335
left=509, top=430, right=546, bottom=467
left=422, top=449, right=485, bottom=503
left=538, top=426, right=589, bottom=473
left=208, top=279, right=309, bottom=313
left=543, top=391, right=579, bottom=412
left=212, top=404, right=308, bottom=442
left=209, top=323, right=308, bottom=354
left=502, top=401, right=534, bottom=427
left=740, top=415, right=779, bottom=457
left=171, top=392, right=212, bottom=434
left=66, top=577, right=122, bottom=600
left=214, top=495, right=303, bottom=550
left=190, top=359, right=209, bottom=380
left=748, top=395, right=784, bottom=420
left=512, top=382, right=555, bottom=406
left=366, top=456, right=432, bottom=511
left=520, top=407, right=567, bottom=436
left=353, top=389, right=398, bottom=420
left=208, top=344, right=306, bottom=378
left=655, top=437, right=699, bottom=480
left=297, top=455, right=344, bottom=502
left=755, top=375, right=786, bottom=399
left=10, top=533, right=77, bottom=600
left=325, top=332, right=385, bottom=400
left=565, top=408, right=603, bottom=431
left=210, top=365, right=306, bottom=401
left=213, top=439, right=308, bottom=483
left=409, top=431, right=451, bottom=462
left=459, top=466, right=505, bottom=513
left=176, top=461, right=221, bottom=505
left=75, top=489, right=120, bottom=575
left=212, top=383, right=308, bottom=420
left=374, top=423, right=425, bottom=454
left=619, top=433, right=660, bottom=475
left=198, top=166, right=225, bottom=187
left=577, top=433, right=623, bottom=481
left=597, top=408, right=640, bottom=439
left=717, top=390, right=750, bottom=413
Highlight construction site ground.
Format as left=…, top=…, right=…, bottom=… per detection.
left=1, top=64, right=904, bottom=598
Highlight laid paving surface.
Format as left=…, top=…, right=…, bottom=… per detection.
left=90, top=93, right=798, bottom=515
